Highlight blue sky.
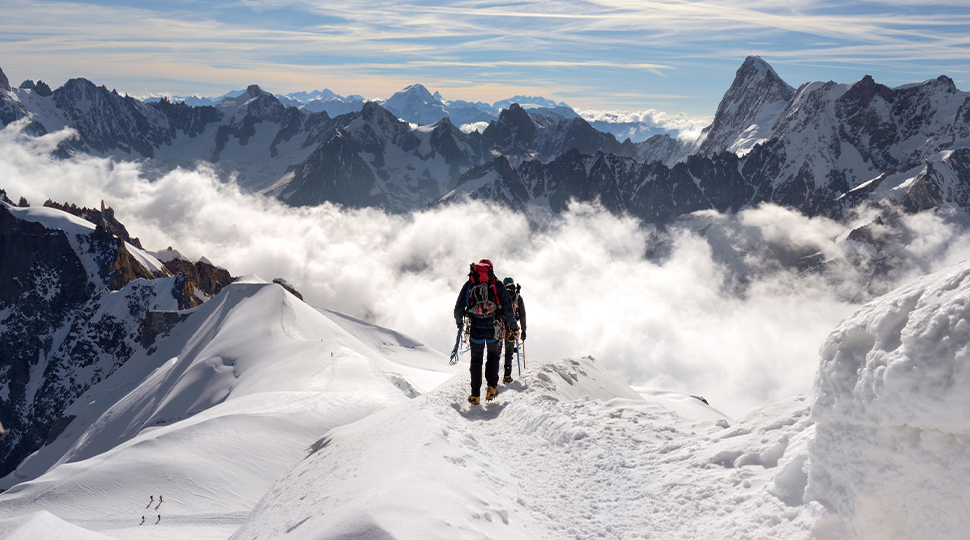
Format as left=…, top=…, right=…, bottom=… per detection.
left=2, top=0, right=969, bottom=117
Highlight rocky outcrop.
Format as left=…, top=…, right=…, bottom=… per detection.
left=43, top=199, right=143, bottom=248
left=102, top=230, right=158, bottom=290
left=142, top=310, right=192, bottom=348
left=273, top=278, right=304, bottom=301
left=162, top=257, right=234, bottom=309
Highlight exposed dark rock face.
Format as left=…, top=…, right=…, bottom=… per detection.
left=480, top=104, right=636, bottom=165
left=161, top=257, right=234, bottom=309
left=142, top=310, right=192, bottom=348
left=281, top=132, right=387, bottom=208
left=51, top=78, right=174, bottom=157
left=0, top=203, right=95, bottom=476
left=900, top=148, right=970, bottom=213
left=149, top=97, right=223, bottom=139
left=0, top=200, right=231, bottom=480
left=34, top=81, right=52, bottom=98
left=0, top=67, right=32, bottom=129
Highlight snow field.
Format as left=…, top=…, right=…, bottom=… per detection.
left=233, top=356, right=824, bottom=540
left=0, top=278, right=455, bottom=539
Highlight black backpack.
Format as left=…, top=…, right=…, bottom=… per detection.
left=508, top=284, right=521, bottom=319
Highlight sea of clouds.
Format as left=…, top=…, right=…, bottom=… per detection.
left=4, top=122, right=970, bottom=417
left=576, top=108, right=712, bottom=142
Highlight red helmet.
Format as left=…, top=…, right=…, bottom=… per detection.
left=479, top=258, right=493, bottom=268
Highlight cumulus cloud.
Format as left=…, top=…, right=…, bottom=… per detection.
left=459, top=121, right=490, bottom=134
left=4, top=123, right=970, bottom=417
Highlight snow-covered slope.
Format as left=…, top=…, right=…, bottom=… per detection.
left=0, top=512, right=114, bottom=540
left=0, top=277, right=454, bottom=539
left=232, top=356, right=822, bottom=540
left=6, top=248, right=970, bottom=538
left=809, top=260, right=970, bottom=539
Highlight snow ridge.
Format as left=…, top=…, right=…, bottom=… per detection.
left=233, top=357, right=822, bottom=540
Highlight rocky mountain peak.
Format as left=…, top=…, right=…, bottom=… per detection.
left=0, top=66, right=9, bottom=92
left=481, top=103, right=537, bottom=146
left=381, top=84, right=446, bottom=125
left=841, top=74, right=892, bottom=107
left=738, top=55, right=777, bottom=80
left=936, top=74, right=957, bottom=92
left=696, top=56, right=796, bottom=156
left=60, top=77, right=99, bottom=95
left=246, top=84, right=264, bottom=97
left=400, top=84, right=436, bottom=101
left=18, top=79, right=51, bottom=96
left=360, top=100, right=396, bottom=123
left=499, top=103, right=532, bottom=125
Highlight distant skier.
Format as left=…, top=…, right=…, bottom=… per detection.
left=156, top=514, right=161, bottom=524
left=499, top=277, right=527, bottom=383
left=455, top=259, right=518, bottom=404
left=140, top=515, right=145, bottom=525
left=159, top=495, right=163, bottom=503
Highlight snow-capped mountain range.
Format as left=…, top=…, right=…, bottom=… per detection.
left=3, top=56, right=969, bottom=223
left=149, top=84, right=588, bottom=135
left=1, top=193, right=969, bottom=539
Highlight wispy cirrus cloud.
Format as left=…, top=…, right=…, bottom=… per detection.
left=1, top=0, right=969, bottom=114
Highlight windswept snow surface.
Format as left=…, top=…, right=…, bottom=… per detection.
left=809, top=260, right=970, bottom=539
left=0, top=511, right=114, bottom=540
left=232, top=356, right=824, bottom=540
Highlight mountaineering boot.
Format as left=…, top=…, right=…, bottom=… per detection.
left=503, top=375, right=513, bottom=384
left=468, top=395, right=480, bottom=405
left=486, top=387, right=498, bottom=401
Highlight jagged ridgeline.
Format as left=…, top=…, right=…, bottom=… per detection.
left=2, top=57, right=970, bottom=221
left=0, top=192, right=234, bottom=479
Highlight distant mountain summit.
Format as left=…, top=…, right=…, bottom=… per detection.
left=696, top=55, right=796, bottom=157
